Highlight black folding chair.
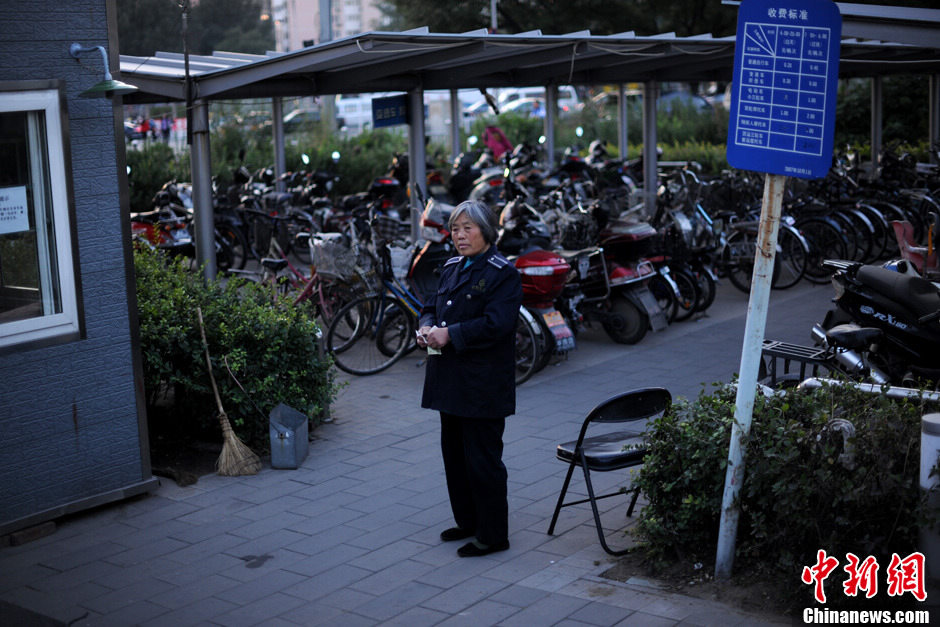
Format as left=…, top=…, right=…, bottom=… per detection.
left=546, top=387, right=672, bottom=555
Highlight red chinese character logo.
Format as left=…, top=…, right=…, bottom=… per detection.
left=886, top=552, right=927, bottom=602
left=802, top=549, right=840, bottom=603
left=843, top=553, right=879, bottom=599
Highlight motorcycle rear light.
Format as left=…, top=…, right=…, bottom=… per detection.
left=521, top=266, right=556, bottom=276
left=489, top=179, right=503, bottom=188
left=376, top=178, right=396, bottom=185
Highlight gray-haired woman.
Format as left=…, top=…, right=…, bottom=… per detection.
left=416, top=199, right=523, bottom=557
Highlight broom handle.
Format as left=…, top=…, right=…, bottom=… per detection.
left=196, top=306, right=226, bottom=416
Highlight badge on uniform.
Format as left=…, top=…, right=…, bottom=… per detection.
left=472, top=278, right=486, bottom=292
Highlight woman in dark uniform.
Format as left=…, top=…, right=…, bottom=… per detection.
left=416, top=199, right=523, bottom=557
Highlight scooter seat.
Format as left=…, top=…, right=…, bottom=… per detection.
left=826, top=324, right=883, bottom=351
left=261, top=257, right=289, bottom=273
left=857, top=265, right=940, bottom=321
left=556, top=247, right=599, bottom=262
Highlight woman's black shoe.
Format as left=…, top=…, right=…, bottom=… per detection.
left=440, top=527, right=474, bottom=542
left=457, top=540, right=510, bottom=557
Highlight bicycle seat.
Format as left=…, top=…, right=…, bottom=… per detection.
left=826, top=324, right=883, bottom=350
left=261, top=257, right=289, bottom=273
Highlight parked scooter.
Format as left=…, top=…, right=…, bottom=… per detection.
left=497, top=197, right=576, bottom=368
left=816, top=259, right=940, bottom=386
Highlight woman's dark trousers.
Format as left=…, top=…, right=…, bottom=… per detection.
left=440, top=412, right=508, bottom=546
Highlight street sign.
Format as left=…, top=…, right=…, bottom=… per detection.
left=726, top=0, right=842, bottom=179
left=372, top=94, right=408, bottom=128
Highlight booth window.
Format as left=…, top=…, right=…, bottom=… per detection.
left=0, top=87, right=80, bottom=349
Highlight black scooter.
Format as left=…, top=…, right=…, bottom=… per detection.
left=815, top=259, right=940, bottom=386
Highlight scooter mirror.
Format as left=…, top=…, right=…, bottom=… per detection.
left=576, top=126, right=583, bottom=137
left=467, top=135, right=478, bottom=147
left=331, top=151, right=341, bottom=163
left=538, top=135, right=546, bottom=145
left=301, top=153, right=310, bottom=165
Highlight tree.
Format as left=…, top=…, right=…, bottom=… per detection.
left=379, top=0, right=939, bottom=37
left=116, top=0, right=273, bottom=57
left=378, top=0, right=737, bottom=37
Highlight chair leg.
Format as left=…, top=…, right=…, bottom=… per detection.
left=627, top=486, right=641, bottom=517
left=580, top=454, right=632, bottom=556
left=547, top=460, right=578, bottom=535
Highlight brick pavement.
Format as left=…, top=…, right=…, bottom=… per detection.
left=0, top=281, right=837, bottom=626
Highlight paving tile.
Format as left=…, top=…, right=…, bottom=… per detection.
left=377, top=605, right=450, bottom=627
left=92, top=600, right=169, bottom=626
left=420, top=575, right=511, bottom=614
left=214, top=569, right=308, bottom=605
left=496, top=591, right=591, bottom=626
left=104, top=537, right=190, bottom=567
left=148, top=573, right=240, bottom=609
left=139, top=597, right=238, bottom=627
left=281, top=563, right=374, bottom=602
left=613, top=610, right=678, bottom=626
left=567, top=600, right=635, bottom=626
left=211, top=591, right=307, bottom=627
left=79, top=576, right=176, bottom=615
left=2, top=581, right=109, bottom=624
left=434, top=598, right=522, bottom=626
left=347, top=539, right=428, bottom=572
left=348, top=580, right=444, bottom=621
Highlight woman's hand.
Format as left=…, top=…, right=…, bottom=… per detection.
left=416, top=325, right=433, bottom=348
left=425, top=326, right=450, bottom=349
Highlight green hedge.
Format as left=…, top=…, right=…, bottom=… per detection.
left=633, top=381, right=936, bottom=608
left=134, top=246, right=335, bottom=451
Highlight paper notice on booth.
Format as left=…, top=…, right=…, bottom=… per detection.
left=0, top=186, right=29, bottom=235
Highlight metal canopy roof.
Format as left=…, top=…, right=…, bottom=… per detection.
left=119, top=24, right=940, bottom=105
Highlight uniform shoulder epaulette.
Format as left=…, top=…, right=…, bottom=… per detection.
left=443, top=256, right=462, bottom=267
left=487, top=254, right=510, bottom=269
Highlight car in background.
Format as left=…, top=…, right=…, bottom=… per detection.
left=282, top=107, right=321, bottom=133
left=588, top=89, right=712, bottom=117
left=497, top=86, right=580, bottom=114
left=500, top=97, right=549, bottom=117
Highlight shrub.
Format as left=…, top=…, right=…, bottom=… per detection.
left=633, top=381, right=935, bottom=606
left=134, top=246, right=335, bottom=451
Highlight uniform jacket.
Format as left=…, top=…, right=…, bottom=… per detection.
left=420, top=245, right=523, bottom=419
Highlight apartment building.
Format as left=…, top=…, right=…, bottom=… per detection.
left=272, top=0, right=388, bottom=52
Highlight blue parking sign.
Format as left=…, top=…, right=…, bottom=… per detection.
left=726, top=0, right=841, bottom=179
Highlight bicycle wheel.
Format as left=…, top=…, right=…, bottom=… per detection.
left=216, top=223, right=249, bottom=272
left=854, top=203, right=890, bottom=261
left=647, top=273, right=678, bottom=323
left=326, top=295, right=412, bottom=375
left=797, top=216, right=848, bottom=284
left=514, top=309, right=541, bottom=385
left=772, top=223, right=808, bottom=289
left=692, top=263, right=717, bottom=312
left=671, top=265, right=699, bottom=322
left=723, top=229, right=758, bottom=293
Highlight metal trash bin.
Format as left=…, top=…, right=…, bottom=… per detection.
left=269, top=403, right=309, bottom=469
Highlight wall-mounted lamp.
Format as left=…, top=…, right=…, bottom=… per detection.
left=69, top=43, right=138, bottom=98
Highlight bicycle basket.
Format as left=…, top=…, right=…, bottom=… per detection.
left=310, top=233, right=358, bottom=278
left=372, top=215, right=403, bottom=243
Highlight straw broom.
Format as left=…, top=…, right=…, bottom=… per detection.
left=196, top=306, right=262, bottom=476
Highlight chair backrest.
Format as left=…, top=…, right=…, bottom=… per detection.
left=586, top=387, right=672, bottom=425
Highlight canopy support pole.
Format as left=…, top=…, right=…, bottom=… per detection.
left=642, top=81, right=658, bottom=214
left=190, top=99, right=216, bottom=279
left=408, top=87, right=427, bottom=242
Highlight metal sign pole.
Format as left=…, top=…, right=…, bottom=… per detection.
left=714, top=172, right=786, bottom=579
left=718, top=0, right=840, bottom=578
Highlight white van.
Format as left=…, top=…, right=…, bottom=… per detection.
left=497, top=86, right=580, bottom=114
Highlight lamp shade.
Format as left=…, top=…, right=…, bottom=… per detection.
left=70, top=43, right=138, bottom=99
